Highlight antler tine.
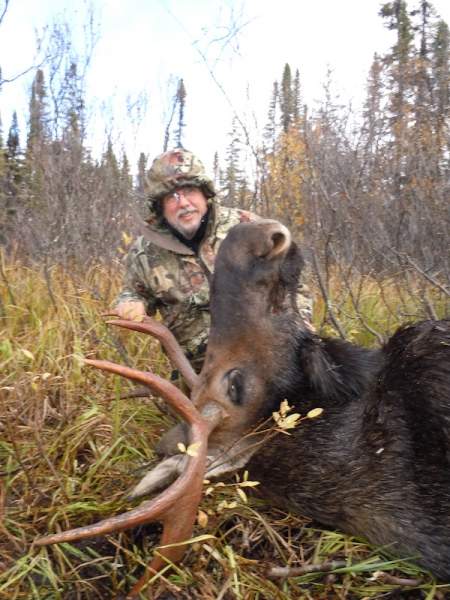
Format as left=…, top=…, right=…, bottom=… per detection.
left=104, top=313, right=199, bottom=390
left=36, top=359, right=222, bottom=599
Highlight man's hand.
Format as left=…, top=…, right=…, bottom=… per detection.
left=114, top=300, right=146, bottom=322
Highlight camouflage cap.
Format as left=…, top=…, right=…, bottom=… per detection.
left=146, top=149, right=216, bottom=210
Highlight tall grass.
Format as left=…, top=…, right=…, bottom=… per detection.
left=1, top=257, right=449, bottom=599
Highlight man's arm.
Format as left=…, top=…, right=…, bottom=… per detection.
left=114, top=238, right=157, bottom=321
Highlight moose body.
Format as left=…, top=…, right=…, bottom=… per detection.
left=36, top=220, right=450, bottom=594
left=245, top=326, right=450, bottom=579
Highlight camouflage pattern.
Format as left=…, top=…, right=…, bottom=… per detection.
left=146, top=148, right=216, bottom=205
left=115, top=203, right=255, bottom=368
left=116, top=189, right=313, bottom=370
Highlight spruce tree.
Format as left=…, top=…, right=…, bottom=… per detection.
left=175, top=78, right=186, bottom=148
left=264, top=81, right=279, bottom=152
left=432, top=20, right=450, bottom=141
left=293, top=68, right=302, bottom=123
left=280, top=63, right=293, bottom=133
left=5, top=112, right=22, bottom=219
left=136, top=152, right=147, bottom=195
left=27, top=69, right=49, bottom=159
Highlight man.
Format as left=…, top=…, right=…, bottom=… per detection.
left=115, top=148, right=312, bottom=372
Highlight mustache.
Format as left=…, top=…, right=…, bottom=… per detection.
left=176, top=209, right=198, bottom=218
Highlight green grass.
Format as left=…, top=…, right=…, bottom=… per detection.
left=1, top=257, right=449, bottom=599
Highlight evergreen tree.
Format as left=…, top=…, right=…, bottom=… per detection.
left=136, top=152, right=147, bottom=195
left=223, top=118, right=241, bottom=207
left=120, top=152, right=132, bottom=191
left=380, top=0, right=415, bottom=194
left=222, top=118, right=251, bottom=208
left=280, top=63, right=294, bottom=133
left=259, top=65, right=308, bottom=228
left=293, top=68, right=302, bottom=123
left=102, top=139, right=120, bottom=180
left=264, top=81, right=279, bottom=152
left=212, top=151, right=221, bottom=187
left=361, top=53, right=387, bottom=182
left=27, top=69, right=49, bottom=159
left=4, top=112, right=23, bottom=221
left=432, top=20, right=450, bottom=142
left=6, top=112, right=19, bottom=160
left=380, top=1, right=414, bottom=127
left=175, top=78, right=186, bottom=148
left=412, top=1, right=434, bottom=123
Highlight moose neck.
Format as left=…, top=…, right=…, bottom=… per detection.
left=247, top=331, right=384, bottom=526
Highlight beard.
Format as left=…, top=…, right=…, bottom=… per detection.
left=171, top=209, right=201, bottom=239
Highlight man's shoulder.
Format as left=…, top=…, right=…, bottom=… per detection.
left=126, top=234, right=147, bottom=256
left=131, top=226, right=194, bottom=257
left=125, top=234, right=172, bottom=266
left=214, top=204, right=260, bottom=232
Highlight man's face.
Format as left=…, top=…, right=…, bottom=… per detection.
left=162, top=186, right=208, bottom=239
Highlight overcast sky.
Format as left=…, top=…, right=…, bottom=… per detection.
left=1, top=0, right=450, bottom=172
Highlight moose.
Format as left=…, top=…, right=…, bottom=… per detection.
left=36, top=219, right=450, bottom=598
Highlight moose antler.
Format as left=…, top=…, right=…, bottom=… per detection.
left=104, top=313, right=199, bottom=390
left=35, top=358, right=221, bottom=599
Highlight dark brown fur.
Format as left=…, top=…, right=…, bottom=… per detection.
left=199, top=221, right=450, bottom=580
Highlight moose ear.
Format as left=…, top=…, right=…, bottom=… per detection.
left=256, top=222, right=291, bottom=260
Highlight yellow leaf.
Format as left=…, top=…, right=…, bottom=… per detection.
left=121, top=231, right=133, bottom=246
left=186, top=441, right=202, bottom=457
left=237, top=488, right=248, bottom=504
left=239, top=480, right=260, bottom=488
left=177, top=442, right=187, bottom=453
left=197, top=509, right=208, bottom=528
left=279, top=399, right=291, bottom=417
left=278, top=413, right=301, bottom=430
left=217, top=500, right=238, bottom=513
left=307, top=407, right=324, bottom=419
left=20, top=349, right=34, bottom=361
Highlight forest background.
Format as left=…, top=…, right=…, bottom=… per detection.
left=1, top=1, right=450, bottom=597
left=0, top=0, right=449, bottom=322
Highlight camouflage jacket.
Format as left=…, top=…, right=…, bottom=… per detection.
left=115, top=202, right=313, bottom=368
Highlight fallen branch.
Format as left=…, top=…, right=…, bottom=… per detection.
left=267, top=559, right=348, bottom=578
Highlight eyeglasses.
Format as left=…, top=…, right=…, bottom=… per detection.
left=164, top=186, right=199, bottom=205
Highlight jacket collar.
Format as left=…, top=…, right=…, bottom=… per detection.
left=140, top=202, right=218, bottom=255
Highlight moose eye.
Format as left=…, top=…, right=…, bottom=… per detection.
left=226, top=369, right=244, bottom=405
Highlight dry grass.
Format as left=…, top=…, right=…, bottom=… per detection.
left=1, top=256, right=449, bottom=599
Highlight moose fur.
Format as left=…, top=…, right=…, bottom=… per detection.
left=191, top=220, right=450, bottom=580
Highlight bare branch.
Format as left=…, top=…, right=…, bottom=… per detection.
left=391, top=250, right=450, bottom=298
left=0, top=0, right=9, bottom=28
left=267, top=560, right=348, bottom=578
